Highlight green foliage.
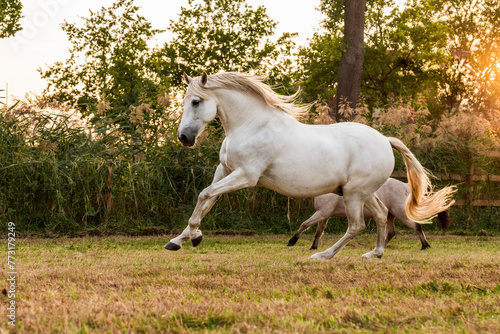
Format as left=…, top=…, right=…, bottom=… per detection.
left=160, top=0, right=297, bottom=91
left=296, top=33, right=342, bottom=103
left=297, top=0, right=452, bottom=109
left=39, top=0, right=168, bottom=134
left=426, top=0, right=500, bottom=116
left=363, top=0, right=451, bottom=106
left=0, top=0, right=22, bottom=38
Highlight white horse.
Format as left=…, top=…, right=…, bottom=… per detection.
left=166, top=72, right=455, bottom=260
left=287, top=178, right=451, bottom=251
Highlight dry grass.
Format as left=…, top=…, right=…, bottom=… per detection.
left=3, top=234, right=500, bottom=333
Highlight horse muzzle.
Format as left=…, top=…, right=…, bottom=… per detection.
left=177, top=132, right=196, bottom=147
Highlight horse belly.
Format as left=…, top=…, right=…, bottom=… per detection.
left=327, top=200, right=376, bottom=219
left=257, top=158, right=344, bottom=198
left=257, top=176, right=340, bottom=198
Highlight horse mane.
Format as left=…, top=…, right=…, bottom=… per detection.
left=187, top=72, right=307, bottom=119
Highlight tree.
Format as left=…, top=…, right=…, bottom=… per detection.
left=297, top=0, right=451, bottom=115
left=311, top=0, right=368, bottom=120
left=159, top=0, right=297, bottom=91
left=335, top=0, right=367, bottom=121
left=39, top=0, right=167, bottom=125
left=0, top=0, right=22, bottom=38
left=426, top=0, right=500, bottom=117
left=39, top=0, right=175, bottom=156
left=361, top=0, right=450, bottom=108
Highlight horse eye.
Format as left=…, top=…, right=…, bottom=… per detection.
left=192, top=99, right=200, bottom=107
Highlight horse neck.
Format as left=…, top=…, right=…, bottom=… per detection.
left=215, top=89, right=282, bottom=135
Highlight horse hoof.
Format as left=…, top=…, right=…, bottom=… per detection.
left=310, top=245, right=318, bottom=250
left=191, top=235, right=203, bottom=247
left=361, top=251, right=383, bottom=259
left=421, top=244, right=431, bottom=250
left=310, top=252, right=327, bottom=260
left=287, top=234, right=299, bottom=247
left=164, top=242, right=181, bottom=251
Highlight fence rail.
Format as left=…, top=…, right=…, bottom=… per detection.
left=391, top=151, right=500, bottom=206
left=391, top=171, right=500, bottom=183
left=0, top=83, right=7, bottom=106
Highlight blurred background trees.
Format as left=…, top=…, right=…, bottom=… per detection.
left=39, top=0, right=167, bottom=125
left=298, top=0, right=452, bottom=115
left=298, top=0, right=499, bottom=121
left=158, top=0, right=297, bottom=91
left=0, top=0, right=23, bottom=38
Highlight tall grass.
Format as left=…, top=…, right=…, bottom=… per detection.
left=1, top=97, right=499, bottom=236
left=0, top=98, right=313, bottom=235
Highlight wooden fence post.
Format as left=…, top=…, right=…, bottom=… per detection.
left=105, top=160, right=113, bottom=222
left=466, top=163, right=474, bottom=205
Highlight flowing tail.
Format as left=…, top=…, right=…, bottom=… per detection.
left=388, top=137, right=456, bottom=224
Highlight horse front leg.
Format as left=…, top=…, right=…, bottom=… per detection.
left=164, top=195, right=215, bottom=251
left=165, top=164, right=228, bottom=250
left=165, top=167, right=255, bottom=251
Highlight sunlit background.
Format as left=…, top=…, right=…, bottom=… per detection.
left=1, top=0, right=325, bottom=100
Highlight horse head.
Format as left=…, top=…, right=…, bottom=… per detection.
left=178, top=72, right=217, bottom=147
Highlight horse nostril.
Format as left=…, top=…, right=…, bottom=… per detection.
left=178, top=134, right=188, bottom=144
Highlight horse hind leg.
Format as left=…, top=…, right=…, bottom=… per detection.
left=311, top=197, right=365, bottom=260
left=415, top=223, right=431, bottom=250
left=385, top=213, right=396, bottom=247
left=288, top=211, right=326, bottom=247
left=397, top=214, right=431, bottom=250
left=361, top=194, right=389, bottom=259
left=311, top=218, right=328, bottom=250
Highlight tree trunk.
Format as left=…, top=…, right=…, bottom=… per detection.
left=331, top=0, right=366, bottom=122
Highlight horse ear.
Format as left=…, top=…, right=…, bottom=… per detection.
left=201, top=72, right=208, bottom=86
left=183, top=72, right=192, bottom=85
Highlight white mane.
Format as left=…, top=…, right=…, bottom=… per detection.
left=187, top=72, right=306, bottom=119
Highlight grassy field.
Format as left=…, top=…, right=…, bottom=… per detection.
left=3, top=233, right=500, bottom=333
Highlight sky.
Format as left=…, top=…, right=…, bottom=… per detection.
left=0, top=0, right=324, bottom=102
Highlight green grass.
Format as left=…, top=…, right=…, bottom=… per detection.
left=3, top=233, right=500, bottom=333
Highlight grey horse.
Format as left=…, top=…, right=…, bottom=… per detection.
left=288, top=178, right=450, bottom=250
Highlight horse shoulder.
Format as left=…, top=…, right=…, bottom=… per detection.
left=221, top=133, right=272, bottom=177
